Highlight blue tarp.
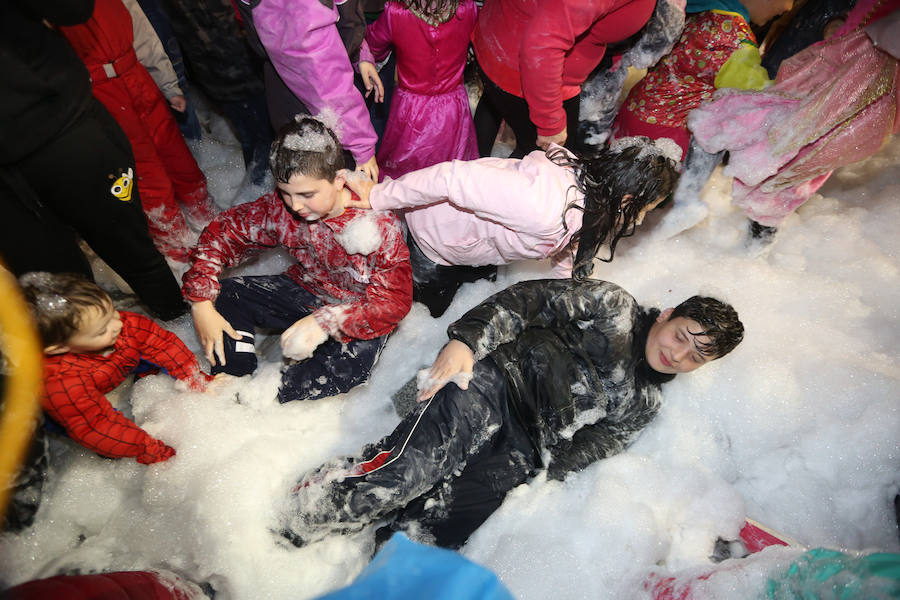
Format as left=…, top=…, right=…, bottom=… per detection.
left=317, top=534, right=514, bottom=600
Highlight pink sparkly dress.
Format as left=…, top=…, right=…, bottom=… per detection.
left=688, top=0, right=900, bottom=225
left=366, top=0, right=479, bottom=182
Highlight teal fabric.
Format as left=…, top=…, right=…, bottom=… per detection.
left=316, top=533, right=514, bottom=600
left=685, top=0, right=750, bottom=21
left=766, top=548, right=900, bottom=599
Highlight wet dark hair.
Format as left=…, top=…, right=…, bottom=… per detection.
left=403, top=0, right=461, bottom=25
left=19, top=272, right=113, bottom=347
left=550, top=140, right=679, bottom=281
left=270, top=116, right=345, bottom=184
left=670, top=296, right=744, bottom=359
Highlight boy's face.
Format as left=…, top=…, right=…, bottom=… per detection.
left=276, top=173, right=346, bottom=222
left=644, top=308, right=716, bottom=374
left=49, top=304, right=123, bottom=355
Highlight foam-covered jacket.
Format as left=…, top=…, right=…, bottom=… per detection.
left=42, top=311, right=210, bottom=464
left=471, top=0, right=656, bottom=137
left=182, top=191, right=413, bottom=341
left=447, top=279, right=675, bottom=480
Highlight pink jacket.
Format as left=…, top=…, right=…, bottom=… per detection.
left=251, top=0, right=377, bottom=165
left=369, top=149, right=584, bottom=277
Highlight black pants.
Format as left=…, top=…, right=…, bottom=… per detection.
left=473, top=64, right=581, bottom=159
left=212, top=275, right=389, bottom=402
left=0, top=100, right=185, bottom=320
left=220, top=92, right=273, bottom=186
left=285, top=359, right=540, bottom=549
left=408, top=234, right=497, bottom=318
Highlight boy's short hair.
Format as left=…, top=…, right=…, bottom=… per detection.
left=19, top=272, right=112, bottom=347
left=670, top=296, right=744, bottom=359
left=270, top=115, right=345, bottom=184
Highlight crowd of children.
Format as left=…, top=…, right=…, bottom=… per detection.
left=1, top=0, right=898, bottom=592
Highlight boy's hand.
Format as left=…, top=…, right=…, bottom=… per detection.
left=359, top=61, right=384, bottom=103
left=281, top=315, right=328, bottom=361
left=537, top=128, right=567, bottom=151
left=416, top=340, right=475, bottom=402
left=344, top=177, right=375, bottom=209
left=169, top=94, right=187, bottom=112
left=191, top=300, right=241, bottom=366
left=358, top=156, right=379, bottom=182
left=137, top=440, right=176, bottom=464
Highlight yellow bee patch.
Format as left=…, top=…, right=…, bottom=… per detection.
left=110, top=167, right=134, bottom=201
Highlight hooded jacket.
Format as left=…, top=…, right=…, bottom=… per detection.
left=446, top=279, right=674, bottom=479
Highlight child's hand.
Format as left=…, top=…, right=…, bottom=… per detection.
left=359, top=61, right=384, bottom=103
left=137, top=439, right=176, bottom=464
left=203, top=372, right=236, bottom=394
left=358, top=156, right=379, bottom=183
left=416, top=340, right=475, bottom=402
left=344, top=177, right=375, bottom=209
left=191, top=300, right=241, bottom=366
left=169, top=94, right=187, bottom=112
left=281, top=315, right=328, bottom=361
left=537, top=128, right=567, bottom=151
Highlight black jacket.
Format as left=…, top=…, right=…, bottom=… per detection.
left=447, top=279, right=674, bottom=480
left=0, top=0, right=95, bottom=164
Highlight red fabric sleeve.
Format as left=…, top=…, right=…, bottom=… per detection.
left=42, top=374, right=174, bottom=464
left=182, top=194, right=282, bottom=302
left=127, top=313, right=212, bottom=389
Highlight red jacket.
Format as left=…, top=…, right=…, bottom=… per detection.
left=42, top=311, right=210, bottom=464
left=182, top=192, right=413, bottom=341
left=472, top=0, right=655, bottom=136
left=0, top=570, right=204, bottom=600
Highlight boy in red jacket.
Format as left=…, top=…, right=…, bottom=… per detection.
left=182, top=116, right=413, bottom=403
left=21, top=272, right=212, bottom=465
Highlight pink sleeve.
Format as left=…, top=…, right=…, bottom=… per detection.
left=253, top=0, right=377, bottom=164
left=365, top=4, right=393, bottom=63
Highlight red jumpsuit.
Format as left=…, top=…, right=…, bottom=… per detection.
left=59, top=0, right=216, bottom=262
left=42, top=311, right=211, bottom=464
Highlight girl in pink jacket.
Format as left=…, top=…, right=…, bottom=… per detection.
left=365, top=0, right=479, bottom=181
left=347, top=138, right=680, bottom=316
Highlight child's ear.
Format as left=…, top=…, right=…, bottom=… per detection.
left=334, top=170, right=349, bottom=189
left=657, top=307, right=674, bottom=322
left=44, top=343, right=70, bottom=355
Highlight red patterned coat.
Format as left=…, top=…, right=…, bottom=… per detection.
left=181, top=191, right=413, bottom=341
left=613, top=10, right=760, bottom=154
left=42, top=311, right=210, bottom=464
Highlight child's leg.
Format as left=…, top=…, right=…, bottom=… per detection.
left=211, top=275, right=320, bottom=376
left=383, top=414, right=539, bottom=549
left=282, top=360, right=511, bottom=543
left=277, top=334, right=389, bottom=403
left=408, top=234, right=496, bottom=318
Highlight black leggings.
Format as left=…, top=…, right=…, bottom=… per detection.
left=473, top=63, right=582, bottom=158
left=0, top=100, right=185, bottom=320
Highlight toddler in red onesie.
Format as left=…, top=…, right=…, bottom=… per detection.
left=21, top=272, right=212, bottom=464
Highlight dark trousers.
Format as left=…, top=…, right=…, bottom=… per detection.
left=286, top=360, right=540, bottom=549
left=0, top=100, right=185, bottom=320
left=219, top=92, right=273, bottom=186
left=212, top=275, right=388, bottom=402
left=473, top=64, right=581, bottom=159
left=408, top=235, right=497, bottom=318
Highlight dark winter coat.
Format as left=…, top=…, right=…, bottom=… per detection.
left=0, top=0, right=95, bottom=164
left=161, top=0, right=265, bottom=103
left=447, top=279, right=675, bottom=480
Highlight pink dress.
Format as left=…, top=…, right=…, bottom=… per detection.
left=366, top=0, right=479, bottom=181
left=688, top=0, right=900, bottom=226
